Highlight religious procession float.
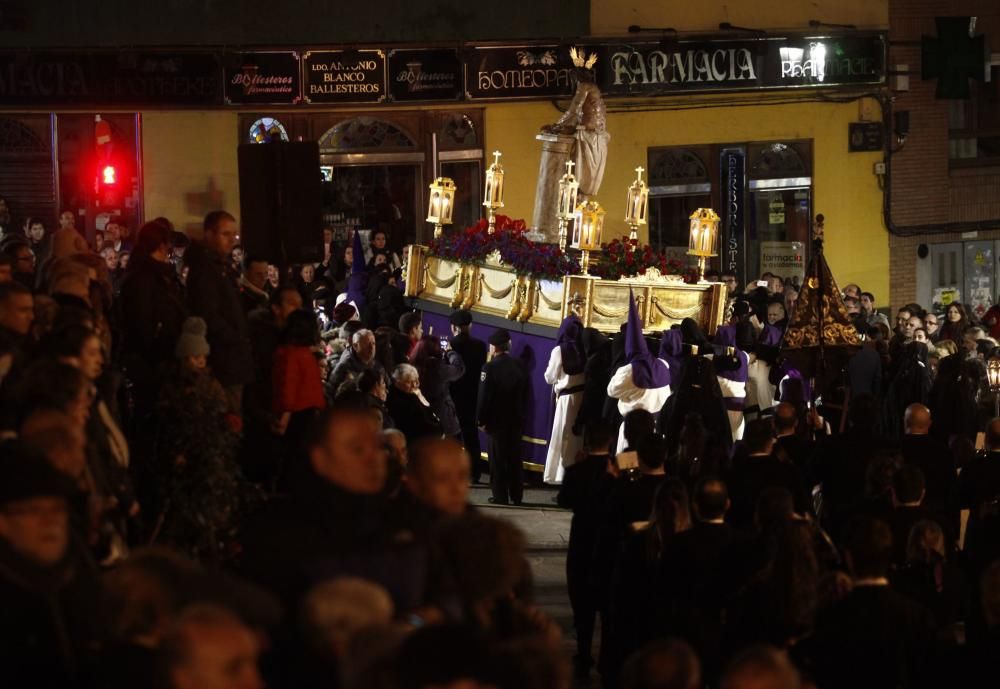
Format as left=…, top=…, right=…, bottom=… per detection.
left=401, top=47, right=730, bottom=470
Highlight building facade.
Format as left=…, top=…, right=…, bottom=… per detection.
left=0, top=0, right=895, bottom=305
left=887, top=0, right=1000, bottom=317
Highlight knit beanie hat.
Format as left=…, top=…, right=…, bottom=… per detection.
left=175, top=316, right=210, bottom=358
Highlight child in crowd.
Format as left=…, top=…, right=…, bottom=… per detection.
left=272, top=309, right=325, bottom=463
left=154, top=317, right=257, bottom=560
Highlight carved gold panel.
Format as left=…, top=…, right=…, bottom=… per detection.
left=404, top=246, right=725, bottom=334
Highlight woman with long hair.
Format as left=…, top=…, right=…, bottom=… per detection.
left=325, top=243, right=351, bottom=297
left=892, top=520, right=967, bottom=635
left=726, top=519, right=820, bottom=652
left=608, top=478, right=692, bottom=679
left=409, top=335, right=465, bottom=439
left=937, top=302, right=969, bottom=344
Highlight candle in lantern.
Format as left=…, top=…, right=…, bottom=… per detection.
left=687, top=207, right=721, bottom=282
left=426, top=176, right=457, bottom=238
left=556, top=160, right=579, bottom=251
left=483, top=150, right=505, bottom=233
left=572, top=200, right=606, bottom=275
left=624, top=166, right=648, bottom=243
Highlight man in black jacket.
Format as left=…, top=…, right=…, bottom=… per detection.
left=118, top=221, right=187, bottom=419
left=957, top=418, right=1000, bottom=572
left=184, top=210, right=254, bottom=414
left=899, top=403, right=956, bottom=519
left=663, top=477, right=737, bottom=677
left=0, top=446, right=107, bottom=687
left=557, top=421, right=614, bottom=672
left=448, top=310, right=487, bottom=483
left=805, top=517, right=936, bottom=689
left=726, top=419, right=808, bottom=529
left=239, top=407, right=443, bottom=639
left=477, top=329, right=527, bottom=505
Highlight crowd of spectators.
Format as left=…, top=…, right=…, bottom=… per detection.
left=2, top=201, right=1000, bottom=689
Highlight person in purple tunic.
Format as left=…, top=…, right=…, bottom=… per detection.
left=715, top=325, right=750, bottom=441
left=543, top=314, right=587, bottom=484
left=607, top=291, right=671, bottom=453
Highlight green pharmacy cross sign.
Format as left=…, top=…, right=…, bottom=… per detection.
left=921, top=16, right=986, bottom=99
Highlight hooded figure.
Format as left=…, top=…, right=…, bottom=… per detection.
left=346, top=230, right=367, bottom=311
left=543, top=315, right=587, bottom=484
left=659, top=349, right=732, bottom=456
left=746, top=324, right=782, bottom=417
left=659, top=328, right=684, bottom=383
left=714, top=325, right=750, bottom=441
left=607, top=291, right=671, bottom=453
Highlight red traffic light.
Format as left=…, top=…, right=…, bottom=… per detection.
left=102, top=165, right=117, bottom=185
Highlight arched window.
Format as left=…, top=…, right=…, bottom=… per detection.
left=648, top=148, right=709, bottom=187
left=750, top=142, right=808, bottom=179
left=0, top=117, right=48, bottom=154
left=248, top=117, right=289, bottom=144
left=437, top=113, right=477, bottom=147
left=318, top=117, right=416, bottom=152
left=646, top=147, right=711, bottom=255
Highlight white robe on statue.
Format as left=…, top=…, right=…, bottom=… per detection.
left=607, top=361, right=671, bottom=454
left=542, top=347, right=585, bottom=484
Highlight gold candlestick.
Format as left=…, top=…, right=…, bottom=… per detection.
left=483, top=150, right=505, bottom=235
left=624, top=166, right=648, bottom=245
left=556, top=159, right=579, bottom=252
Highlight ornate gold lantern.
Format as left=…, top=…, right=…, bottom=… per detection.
left=572, top=200, right=606, bottom=275
left=426, top=177, right=456, bottom=239
left=556, top=160, right=580, bottom=252
left=483, top=150, right=505, bottom=234
left=687, top=207, right=721, bottom=281
left=624, top=166, right=648, bottom=244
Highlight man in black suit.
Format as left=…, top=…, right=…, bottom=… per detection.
left=449, top=310, right=488, bottom=483
left=477, top=329, right=527, bottom=505
left=773, top=401, right=815, bottom=476
left=806, top=517, right=937, bottom=689
left=663, top=477, right=737, bottom=677
left=811, top=394, right=891, bottom=537
left=957, top=418, right=1000, bottom=573
left=961, top=561, right=1000, bottom=685
left=726, top=419, right=808, bottom=529
left=888, top=465, right=951, bottom=565
left=900, top=404, right=956, bottom=519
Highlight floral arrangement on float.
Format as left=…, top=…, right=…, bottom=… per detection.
left=591, top=236, right=700, bottom=283
left=427, top=215, right=580, bottom=281
left=427, top=217, right=698, bottom=283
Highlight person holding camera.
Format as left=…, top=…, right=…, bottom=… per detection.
left=409, top=335, right=465, bottom=440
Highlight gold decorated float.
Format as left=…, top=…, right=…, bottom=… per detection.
left=408, top=91, right=728, bottom=335
left=403, top=244, right=728, bottom=335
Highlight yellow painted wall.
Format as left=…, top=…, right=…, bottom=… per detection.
left=591, top=0, right=888, bottom=36
left=139, top=98, right=887, bottom=303
left=484, top=97, right=889, bottom=303
left=141, top=111, right=240, bottom=237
